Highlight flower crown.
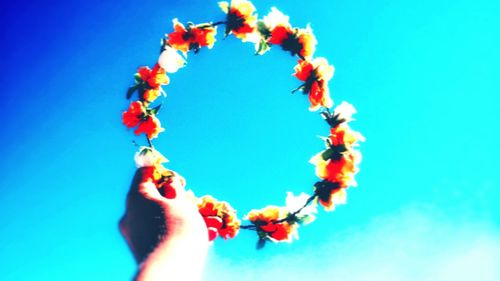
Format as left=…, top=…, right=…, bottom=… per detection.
left=122, top=0, right=364, bottom=249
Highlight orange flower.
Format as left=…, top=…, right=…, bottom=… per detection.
left=137, top=64, right=169, bottom=89
left=295, top=27, right=316, bottom=59
left=122, top=101, right=145, bottom=128
left=219, top=0, right=257, bottom=40
left=167, top=19, right=217, bottom=54
left=268, top=24, right=316, bottom=59
left=247, top=206, right=297, bottom=242
left=198, top=195, right=240, bottom=241
left=329, top=124, right=364, bottom=148
left=310, top=146, right=361, bottom=188
left=134, top=115, right=164, bottom=139
left=293, top=58, right=335, bottom=111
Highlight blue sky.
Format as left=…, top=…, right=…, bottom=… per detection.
left=0, top=0, right=498, bottom=280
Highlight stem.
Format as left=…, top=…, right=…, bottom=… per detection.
left=239, top=194, right=319, bottom=230
left=211, top=21, right=226, bottom=26
left=240, top=225, right=257, bottom=230
left=146, top=136, right=154, bottom=148
left=276, top=194, right=318, bottom=224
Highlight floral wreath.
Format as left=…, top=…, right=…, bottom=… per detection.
left=122, top=0, right=364, bottom=249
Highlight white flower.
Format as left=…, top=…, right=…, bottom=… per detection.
left=334, top=101, right=357, bottom=122
left=158, top=45, right=186, bottom=73
left=263, top=7, right=290, bottom=30
left=134, top=146, right=168, bottom=168
left=285, top=192, right=318, bottom=224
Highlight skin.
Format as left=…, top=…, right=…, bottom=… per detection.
left=119, top=168, right=209, bottom=281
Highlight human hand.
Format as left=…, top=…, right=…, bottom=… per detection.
left=119, top=167, right=209, bottom=280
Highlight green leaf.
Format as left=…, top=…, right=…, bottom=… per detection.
left=291, top=83, right=305, bottom=94
left=149, top=104, right=162, bottom=115
left=126, top=85, right=138, bottom=99
left=256, top=39, right=271, bottom=55
left=256, top=21, right=271, bottom=37
left=134, top=73, right=142, bottom=83
left=256, top=238, right=266, bottom=250
left=298, top=215, right=315, bottom=225
left=321, top=148, right=333, bottom=161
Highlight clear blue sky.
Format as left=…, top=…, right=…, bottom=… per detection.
left=0, top=0, right=498, bottom=280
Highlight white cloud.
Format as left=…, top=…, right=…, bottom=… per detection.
left=204, top=204, right=499, bottom=281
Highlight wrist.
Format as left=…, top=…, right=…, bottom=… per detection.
left=135, top=232, right=209, bottom=281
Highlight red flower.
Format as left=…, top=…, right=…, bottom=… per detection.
left=122, top=101, right=145, bottom=128
left=308, top=80, right=333, bottom=111
left=167, top=19, right=217, bottom=54
left=219, top=0, right=257, bottom=40
left=198, top=195, right=240, bottom=241
left=134, top=115, right=164, bottom=139
left=122, top=101, right=165, bottom=139
left=269, top=25, right=293, bottom=45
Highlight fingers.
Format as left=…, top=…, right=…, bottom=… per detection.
left=138, top=179, right=166, bottom=203
left=128, top=167, right=155, bottom=193
left=161, top=172, right=186, bottom=199
left=128, top=167, right=189, bottom=205
left=204, top=216, right=223, bottom=242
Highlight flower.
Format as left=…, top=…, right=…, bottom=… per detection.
left=310, top=146, right=361, bottom=188
left=140, top=165, right=183, bottom=199
left=294, top=58, right=334, bottom=82
left=158, top=45, right=186, bottom=73
left=134, top=146, right=168, bottom=168
left=329, top=124, right=365, bottom=148
left=285, top=192, right=317, bottom=224
left=160, top=171, right=185, bottom=199
left=268, top=24, right=317, bottom=59
left=219, top=0, right=257, bottom=41
left=249, top=7, right=290, bottom=55
left=122, top=101, right=165, bottom=139
left=295, top=25, right=317, bottom=59
left=134, top=115, right=164, bottom=139
left=122, top=101, right=145, bottom=128
left=247, top=206, right=298, bottom=242
left=142, top=88, right=162, bottom=103
left=293, top=58, right=335, bottom=111
left=313, top=181, right=347, bottom=211
left=137, top=64, right=169, bottom=89
left=133, top=64, right=169, bottom=103
left=263, top=7, right=290, bottom=31
left=166, top=19, right=217, bottom=54
left=309, top=80, right=333, bottom=111
left=198, top=195, right=240, bottom=241
left=333, top=101, right=357, bottom=123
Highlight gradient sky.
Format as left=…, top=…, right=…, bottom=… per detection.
left=0, top=0, right=499, bottom=280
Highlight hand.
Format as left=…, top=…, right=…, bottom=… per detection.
left=119, top=167, right=209, bottom=280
